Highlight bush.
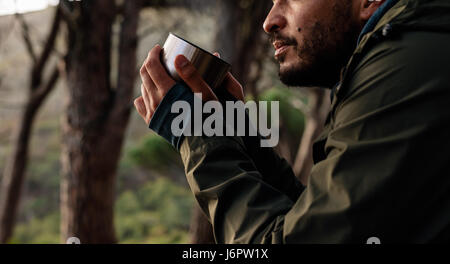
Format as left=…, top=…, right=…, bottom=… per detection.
left=11, top=213, right=60, bottom=244
left=260, top=87, right=306, bottom=136
left=115, top=178, right=194, bottom=243
left=128, top=134, right=182, bottom=171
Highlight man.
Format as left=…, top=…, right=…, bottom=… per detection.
left=134, top=0, right=450, bottom=243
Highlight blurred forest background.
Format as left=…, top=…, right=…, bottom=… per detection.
left=0, top=0, right=330, bottom=244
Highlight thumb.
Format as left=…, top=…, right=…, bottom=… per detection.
left=213, top=52, right=244, bottom=101
left=223, top=73, right=245, bottom=101
left=174, top=55, right=218, bottom=101
left=214, top=51, right=245, bottom=101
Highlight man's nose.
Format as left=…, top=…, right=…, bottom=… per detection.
left=263, top=7, right=287, bottom=33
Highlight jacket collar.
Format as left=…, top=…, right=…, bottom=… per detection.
left=357, top=0, right=400, bottom=45
left=331, top=0, right=399, bottom=101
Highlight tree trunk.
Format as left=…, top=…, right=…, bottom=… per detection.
left=0, top=103, right=40, bottom=243
left=187, top=0, right=273, bottom=244
left=214, top=0, right=272, bottom=99
left=293, top=88, right=331, bottom=185
left=60, top=0, right=141, bottom=244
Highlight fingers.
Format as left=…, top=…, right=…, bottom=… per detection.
left=136, top=44, right=178, bottom=125
left=140, top=56, right=160, bottom=104
left=140, top=84, right=150, bottom=110
left=213, top=51, right=244, bottom=101
left=134, top=96, right=147, bottom=120
left=140, top=84, right=153, bottom=123
left=145, top=45, right=175, bottom=96
left=223, top=72, right=245, bottom=101
left=174, top=55, right=218, bottom=101
left=140, top=57, right=156, bottom=94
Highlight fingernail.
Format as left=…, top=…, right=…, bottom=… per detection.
left=175, top=55, right=189, bottom=68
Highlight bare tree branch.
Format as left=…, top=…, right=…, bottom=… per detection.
left=15, top=13, right=37, bottom=63
left=22, top=22, right=66, bottom=59
left=33, top=66, right=60, bottom=106
left=110, top=0, right=142, bottom=121
left=142, top=0, right=194, bottom=8
left=32, top=6, right=62, bottom=89
left=0, top=5, right=63, bottom=243
left=59, top=0, right=77, bottom=31
left=14, top=5, right=62, bottom=90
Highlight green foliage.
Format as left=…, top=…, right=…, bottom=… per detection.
left=260, top=87, right=306, bottom=136
left=115, top=178, right=194, bottom=244
left=12, top=178, right=194, bottom=244
left=25, top=153, right=60, bottom=218
left=8, top=118, right=62, bottom=244
left=128, top=134, right=182, bottom=171
left=2, top=3, right=304, bottom=245
left=137, top=178, right=193, bottom=228
left=11, top=213, right=60, bottom=244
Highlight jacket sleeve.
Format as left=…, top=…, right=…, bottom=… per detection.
left=180, top=135, right=296, bottom=243
left=214, top=88, right=305, bottom=203
left=179, top=30, right=450, bottom=243
left=149, top=83, right=305, bottom=203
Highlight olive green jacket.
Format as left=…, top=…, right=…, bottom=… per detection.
left=179, top=0, right=450, bottom=243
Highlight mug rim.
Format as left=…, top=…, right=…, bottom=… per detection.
left=168, top=32, right=231, bottom=68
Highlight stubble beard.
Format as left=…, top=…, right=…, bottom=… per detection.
left=276, top=2, right=358, bottom=88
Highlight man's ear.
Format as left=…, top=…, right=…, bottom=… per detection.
left=359, top=0, right=386, bottom=21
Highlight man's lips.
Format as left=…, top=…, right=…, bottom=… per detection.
left=273, top=41, right=292, bottom=58
left=274, top=45, right=290, bottom=58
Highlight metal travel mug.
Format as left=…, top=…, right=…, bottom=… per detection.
left=161, top=33, right=231, bottom=90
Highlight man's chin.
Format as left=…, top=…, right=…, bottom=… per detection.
left=279, top=65, right=311, bottom=87
left=278, top=63, right=336, bottom=88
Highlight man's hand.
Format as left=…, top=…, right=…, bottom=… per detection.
left=134, top=45, right=244, bottom=125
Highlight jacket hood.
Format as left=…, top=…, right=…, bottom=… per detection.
left=393, top=0, right=450, bottom=31
left=357, top=0, right=450, bottom=54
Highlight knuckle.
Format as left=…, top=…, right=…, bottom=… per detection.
left=140, top=65, right=147, bottom=76
left=148, top=49, right=159, bottom=65
left=147, top=56, right=157, bottom=70
left=145, top=58, right=151, bottom=68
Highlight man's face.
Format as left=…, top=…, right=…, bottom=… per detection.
left=264, top=0, right=362, bottom=87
